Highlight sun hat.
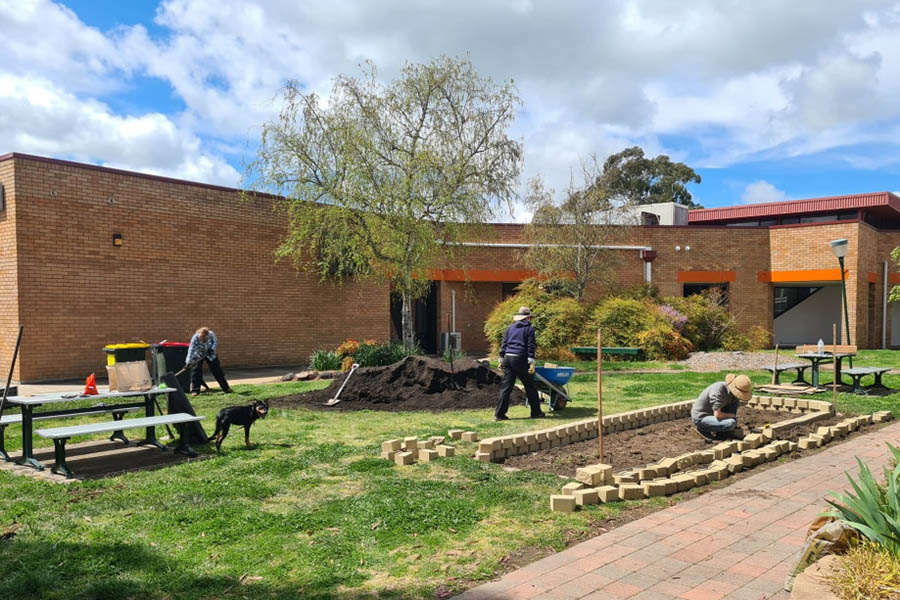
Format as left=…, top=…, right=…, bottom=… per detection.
left=725, top=373, right=753, bottom=402
left=512, top=306, right=533, bottom=321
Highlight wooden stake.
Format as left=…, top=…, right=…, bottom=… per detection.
left=771, top=343, right=780, bottom=385
left=832, top=323, right=838, bottom=403
left=597, top=328, right=603, bottom=462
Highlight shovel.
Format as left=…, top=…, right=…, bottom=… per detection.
left=324, top=363, right=359, bottom=407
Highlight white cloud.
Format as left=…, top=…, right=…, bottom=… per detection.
left=741, top=181, right=789, bottom=204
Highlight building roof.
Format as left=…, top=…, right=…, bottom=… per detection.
left=689, top=192, right=900, bottom=223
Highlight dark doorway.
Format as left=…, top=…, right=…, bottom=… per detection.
left=390, top=282, right=439, bottom=353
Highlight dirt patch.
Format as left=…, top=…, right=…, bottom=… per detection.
left=272, top=356, right=523, bottom=412
left=504, top=407, right=846, bottom=477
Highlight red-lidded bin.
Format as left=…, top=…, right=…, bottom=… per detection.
left=151, top=342, right=191, bottom=392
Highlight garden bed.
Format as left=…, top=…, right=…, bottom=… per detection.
left=503, top=406, right=846, bottom=477
left=272, top=355, right=522, bottom=412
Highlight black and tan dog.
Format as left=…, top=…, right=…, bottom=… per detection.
left=209, top=400, right=269, bottom=451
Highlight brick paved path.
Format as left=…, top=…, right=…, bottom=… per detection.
left=456, top=421, right=900, bottom=600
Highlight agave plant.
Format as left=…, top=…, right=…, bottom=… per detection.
left=826, top=443, right=900, bottom=556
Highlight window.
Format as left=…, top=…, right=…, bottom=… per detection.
left=683, top=283, right=729, bottom=304
left=773, top=287, right=821, bottom=318
left=501, top=283, right=520, bottom=299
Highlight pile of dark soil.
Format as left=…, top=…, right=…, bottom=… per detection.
left=273, top=355, right=523, bottom=412
left=505, top=407, right=855, bottom=477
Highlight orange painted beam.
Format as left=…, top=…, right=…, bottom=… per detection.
left=757, top=269, right=848, bottom=283
left=890, top=273, right=900, bottom=284
left=868, top=272, right=878, bottom=283
left=431, top=268, right=539, bottom=282
left=677, top=271, right=736, bottom=283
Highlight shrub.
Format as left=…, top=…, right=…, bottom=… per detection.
left=355, top=340, right=419, bottom=367
left=537, top=347, right=578, bottom=362
left=826, top=443, right=900, bottom=557
left=581, top=297, right=666, bottom=347
left=309, top=349, right=341, bottom=371
left=635, top=325, right=693, bottom=360
left=484, top=287, right=587, bottom=353
left=658, top=304, right=687, bottom=333
left=666, top=292, right=736, bottom=351
left=336, top=339, right=360, bottom=358
left=827, top=540, right=900, bottom=600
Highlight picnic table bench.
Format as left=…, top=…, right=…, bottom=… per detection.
left=570, top=346, right=643, bottom=360
left=841, top=367, right=892, bottom=395
left=761, top=362, right=811, bottom=385
left=37, top=413, right=205, bottom=478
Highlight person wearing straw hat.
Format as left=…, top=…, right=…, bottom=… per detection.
left=495, top=306, right=544, bottom=421
left=690, top=373, right=752, bottom=441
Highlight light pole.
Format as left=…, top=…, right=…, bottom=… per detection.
left=830, top=238, right=852, bottom=368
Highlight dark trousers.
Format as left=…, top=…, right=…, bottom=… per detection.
left=191, top=356, right=231, bottom=393
left=496, top=354, right=541, bottom=418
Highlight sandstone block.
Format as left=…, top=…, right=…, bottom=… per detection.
left=619, top=484, right=644, bottom=501
left=637, top=467, right=658, bottom=480
left=382, top=439, right=402, bottom=452
left=381, top=450, right=397, bottom=461
left=658, top=457, right=679, bottom=473
left=713, top=442, right=734, bottom=459
left=743, top=433, right=763, bottom=449
left=576, top=464, right=613, bottom=487
left=474, top=452, right=492, bottom=462
left=596, top=485, right=619, bottom=503
left=724, top=455, right=744, bottom=473
left=874, top=410, right=894, bottom=422
left=436, top=445, right=455, bottom=457
left=761, top=428, right=774, bottom=441
left=798, top=437, right=813, bottom=450
left=614, top=472, right=638, bottom=485
left=562, top=481, right=586, bottom=494
left=642, top=481, right=668, bottom=497
left=418, top=449, right=438, bottom=462
left=394, top=451, right=415, bottom=465
left=574, top=488, right=600, bottom=506
left=461, top=431, right=479, bottom=442
left=672, top=474, right=694, bottom=492
left=816, top=427, right=832, bottom=443
left=795, top=399, right=809, bottom=410
left=448, top=429, right=464, bottom=440
left=707, top=465, right=729, bottom=481
left=761, top=447, right=778, bottom=461
left=429, top=436, right=445, bottom=445
left=551, top=495, right=577, bottom=512
left=690, top=471, right=709, bottom=486
left=698, top=450, right=716, bottom=464
left=782, top=398, right=797, bottom=408
left=662, top=479, right=678, bottom=495
left=403, top=437, right=419, bottom=451
left=787, top=441, right=799, bottom=452
left=418, top=440, right=435, bottom=450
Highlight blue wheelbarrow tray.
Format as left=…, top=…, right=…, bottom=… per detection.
left=532, top=366, right=575, bottom=410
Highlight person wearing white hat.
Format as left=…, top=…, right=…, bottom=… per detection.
left=690, top=373, right=752, bottom=441
left=495, top=306, right=544, bottom=420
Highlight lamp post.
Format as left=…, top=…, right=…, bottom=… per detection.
left=830, top=238, right=852, bottom=368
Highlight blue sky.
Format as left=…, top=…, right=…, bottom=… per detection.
left=3, top=0, right=900, bottom=219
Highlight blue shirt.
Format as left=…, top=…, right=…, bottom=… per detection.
left=186, top=331, right=218, bottom=364
left=500, top=320, right=536, bottom=359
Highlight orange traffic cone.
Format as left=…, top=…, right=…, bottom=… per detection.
left=83, top=373, right=99, bottom=395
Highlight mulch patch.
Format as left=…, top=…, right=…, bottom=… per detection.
left=503, top=407, right=847, bottom=477
left=272, top=355, right=523, bottom=412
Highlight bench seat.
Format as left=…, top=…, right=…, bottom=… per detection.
left=37, top=413, right=205, bottom=478
left=570, top=346, right=642, bottom=360
left=842, top=367, right=892, bottom=394
left=0, top=405, right=141, bottom=461
left=762, top=362, right=811, bottom=385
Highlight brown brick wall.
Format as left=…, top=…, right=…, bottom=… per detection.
left=11, top=156, right=390, bottom=381
left=0, top=159, right=19, bottom=380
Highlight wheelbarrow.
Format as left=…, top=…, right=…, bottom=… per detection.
left=532, top=366, right=575, bottom=411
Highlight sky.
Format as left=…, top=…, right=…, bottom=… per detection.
left=3, top=0, right=900, bottom=221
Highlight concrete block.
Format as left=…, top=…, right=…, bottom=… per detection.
left=798, top=437, right=814, bottom=450
left=816, top=427, right=832, bottom=443
left=757, top=396, right=771, bottom=407
left=551, top=495, right=577, bottom=512
left=382, top=439, right=402, bottom=452
left=874, top=410, right=894, bottom=422
left=809, top=434, right=824, bottom=447
left=419, top=449, right=438, bottom=462
left=770, top=397, right=783, bottom=410
left=860, top=414, right=873, bottom=425
left=394, top=451, right=415, bottom=465
left=429, top=436, right=445, bottom=445
left=690, top=471, right=709, bottom=486
left=574, top=488, right=600, bottom=506
left=403, top=437, right=419, bottom=451
left=614, top=472, right=638, bottom=485
left=724, top=455, right=744, bottom=473
left=736, top=442, right=750, bottom=452
left=743, top=433, right=763, bottom=449
left=461, top=431, right=479, bottom=442
left=795, top=399, right=809, bottom=410
left=661, top=479, right=678, bottom=494
left=474, top=452, right=492, bottom=462
left=761, top=427, right=774, bottom=441
left=761, top=447, right=778, bottom=461
left=744, top=450, right=763, bottom=466
left=707, top=465, right=729, bottom=481
left=658, top=457, right=679, bottom=473
left=478, top=439, right=499, bottom=454
left=782, top=398, right=797, bottom=408
left=642, top=480, right=668, bottom=497
left=437, top=445, right=455, bottom=457
left=713, top=442, right=734, bottom=459
left=787, top=441, right=799, bottom=452
left=698, top=450, right=716, bottom=464
left=596, top=485, right=619, bottom=503
left=672, top=474, right=695, bottom=492
left=576, top=464, right=613, bottom=487
left=448, top=429, right=464, bottom=440
left=418, top=440, right=435, bottom=450
left=619, top=484, right=644, bottom=501
left=636, top=467, right=658, bottom=480
left=562, top=481, right=586, bottom=494
left=381, top=450, right=397, bottom=461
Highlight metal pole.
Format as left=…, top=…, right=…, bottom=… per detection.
left=838, top=256, right=853, bottom=368
left=597, top=328, right=603, bottom=461
left=833, top=323, right=838, bottom=403
left=0, top=325, right=24, bottom=421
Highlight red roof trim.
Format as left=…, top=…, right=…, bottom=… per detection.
left=689, top=192, right=899, bottom=223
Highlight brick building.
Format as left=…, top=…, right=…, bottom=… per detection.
left=1, top=152, right=898, bottom=381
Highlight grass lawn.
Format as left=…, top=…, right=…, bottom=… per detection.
left=2, top=355, right=899, bottom=599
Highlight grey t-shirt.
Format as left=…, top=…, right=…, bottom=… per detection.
left=691, top=381, right=739, bottom=423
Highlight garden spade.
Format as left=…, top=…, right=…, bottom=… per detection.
left=324, top=363, right=359, bottom=406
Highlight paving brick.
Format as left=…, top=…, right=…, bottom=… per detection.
left=550, top=495, right=577, bottom=513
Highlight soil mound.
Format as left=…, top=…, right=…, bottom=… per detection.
left=273, top=355, right=524, bottom=412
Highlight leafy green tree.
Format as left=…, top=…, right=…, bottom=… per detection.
left=247, top=56, right=523, bottom=346
left=602, top=146, right=702, bottom=208
left=524, top=158, right=636, bottom=301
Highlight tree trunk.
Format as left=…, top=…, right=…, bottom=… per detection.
left=401, top=290, right=416, bottom=348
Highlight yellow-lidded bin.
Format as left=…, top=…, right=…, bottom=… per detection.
left=103, top=343, right=150, bottom=366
